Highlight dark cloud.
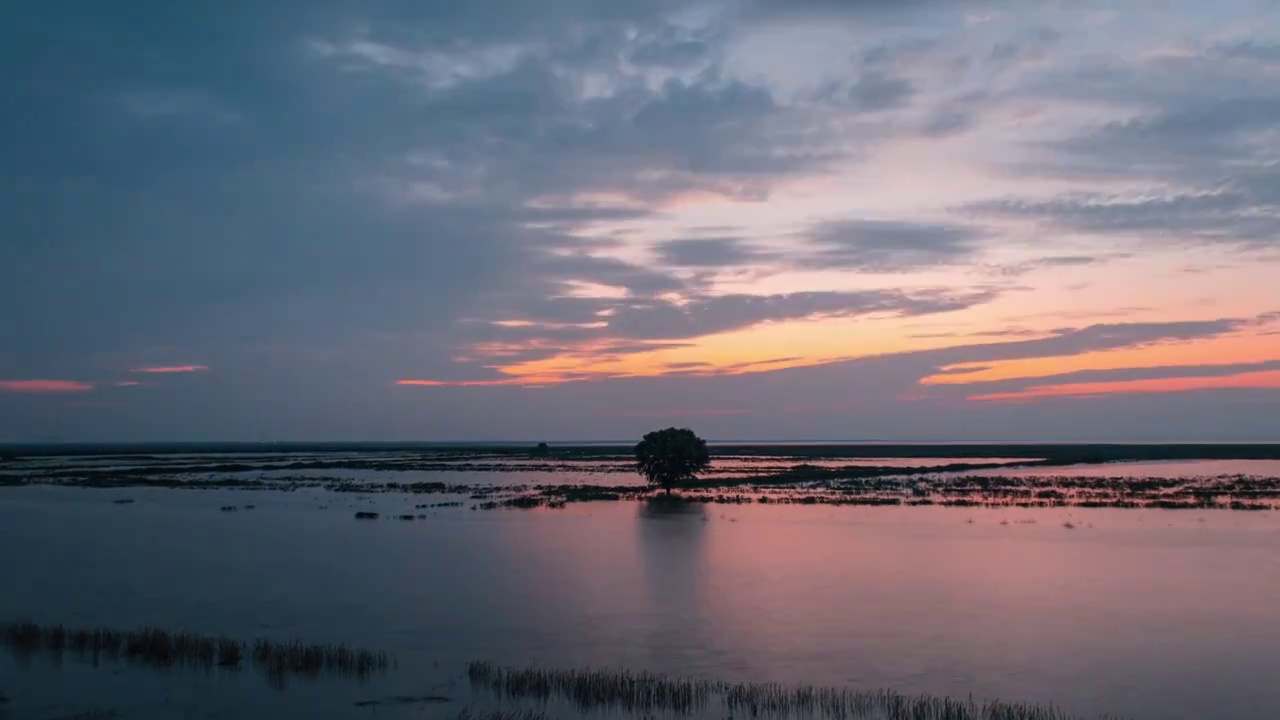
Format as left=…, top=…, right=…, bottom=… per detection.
left=967, top=182, right=1280, bottom=248
left=603, top=288, right=996, bottom=340
left=1, top=0, right=845, bottom=385
left=995, top=41, right=1280, bottom=251
left=846, top=72, right=914, bottom=111
left=802, top=220, right=989, bottom=271
left=975, top=35, right=1280, bottom=249
left=471, top=287, right=1001, bottom=352
left=537, top=254, right=690, bottom=297
left=920, top=109, right=974, bottom=137
left=654, top=238, right=775, bottom=267
left=928, top=319, right=1247, bottom=366
left=1212, top=39, right=1280, bottom=63
left=627, top=25, right=718, bottom=68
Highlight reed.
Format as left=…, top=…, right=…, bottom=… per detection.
left=1, top=622, right=389, bottom=684
left=467, top=662, right=1127, bottom=720
left=451, top=711, right=547, bottom=720
left=251, top=638, right=389, bottom=681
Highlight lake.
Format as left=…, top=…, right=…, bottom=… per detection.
left=4, top=481, right=1280, bottom=720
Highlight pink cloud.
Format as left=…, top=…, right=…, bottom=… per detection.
left=131, top=365, right=208, bottom=374
left=115, top=381, right=144, bottom=387
left=0, top=380, right=94, bottom=393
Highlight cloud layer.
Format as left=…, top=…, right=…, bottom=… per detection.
left=1, top=0, right=1277, bottom=440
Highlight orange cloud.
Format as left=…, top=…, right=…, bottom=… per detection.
left=0, top=380, right=94, bottom=393
left=924, top=332, right=1277, bottom=386
left=131, top=365, right=208, bottom=374
left=970, top=369, right=1280, bottom=402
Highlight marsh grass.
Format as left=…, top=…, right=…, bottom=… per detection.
left=2, top=622, right=388, bottom=684
left=452, top=711, right=547, bottom=720
left=251, top=638, right=389, bottom=683
left=467, top=662, right=1128, bottom=720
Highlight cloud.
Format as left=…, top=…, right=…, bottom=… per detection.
left=967, top=184, right=1280, bottom=248
left=924, top=319, right=1248, bottom=370
left=844, top=71, right=914, bottom=111
left=0, top=380, right=94, bottom=393
left=1213, top=39, right=1280, bottom=63
left=562, top=287, right=998, bottom=342
left=970, top=369, right=1280, bottom=402
left=407, top=287, right=1002, bottom=385
left=627, top=26, right=718, bottom=68
left=131, top=365, right=209, bottom=374
left=983, top=39, right=1280, bottom=250
left=950, top=359, right=1280, bottom=395
left=1, top=1, right=1277, bottom=441
left=653, top=237, right=775, bottom=267
left=802, top=219, right=989, bottom=271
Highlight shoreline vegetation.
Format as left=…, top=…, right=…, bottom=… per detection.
left=0, top=621, right=390, bottom=685
left=467, top=661, right=1128, bottom=720
left=2, top=444, right=1280, bottom=510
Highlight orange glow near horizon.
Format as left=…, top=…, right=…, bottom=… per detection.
left=970, top=369, right=1280, bottom=402
left=923, top=332, right=1280, bottom=386
left=395, top=313, right=1280, bottom=394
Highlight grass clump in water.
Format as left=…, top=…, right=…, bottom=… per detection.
left=1, top=621, right=389, bottom=685
left=467, top=661, right=1128, bottom=720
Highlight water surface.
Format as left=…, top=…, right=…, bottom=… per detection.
left=3, top=486, right=1278, bottom=720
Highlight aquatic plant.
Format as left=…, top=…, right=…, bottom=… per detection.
left=1, top=622, right=389, bottom=685
left=251, top=637, right=389, bottom=681
left=467, top=661, right=1128, bottom=720
left=452, top=710, right=547, bottom=720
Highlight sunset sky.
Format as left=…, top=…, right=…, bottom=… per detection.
left=3, top=0, right=1279, bottom=441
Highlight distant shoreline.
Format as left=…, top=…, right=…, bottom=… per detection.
left=3, top=441, right=1280, bottom=460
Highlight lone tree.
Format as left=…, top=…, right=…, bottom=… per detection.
left=634, top=427, right=710, bottom=495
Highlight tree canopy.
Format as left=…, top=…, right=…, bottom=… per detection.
left=634, top=427, right=710, bottom=495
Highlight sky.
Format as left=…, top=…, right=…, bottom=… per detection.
left=2, top=0, right=1279, bottom=442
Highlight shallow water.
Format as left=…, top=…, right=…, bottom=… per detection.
left=933, top=459, right=1280, bottom=479
left=0, top=452, right=1041, bottom=488
left=3, top=486, right=1279, bottom=720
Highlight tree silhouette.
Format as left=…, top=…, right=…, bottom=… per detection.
left=634, top=427, right=710, bottom=495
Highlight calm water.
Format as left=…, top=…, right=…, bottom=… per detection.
left=933, top=459, right=1280, bottom=479
left=3, top=485, right=1280, bottom=720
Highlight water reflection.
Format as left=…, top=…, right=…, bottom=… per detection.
left=4, top=488, right=1280, bottom=720
left=635, top=497, right=709, bottom=671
